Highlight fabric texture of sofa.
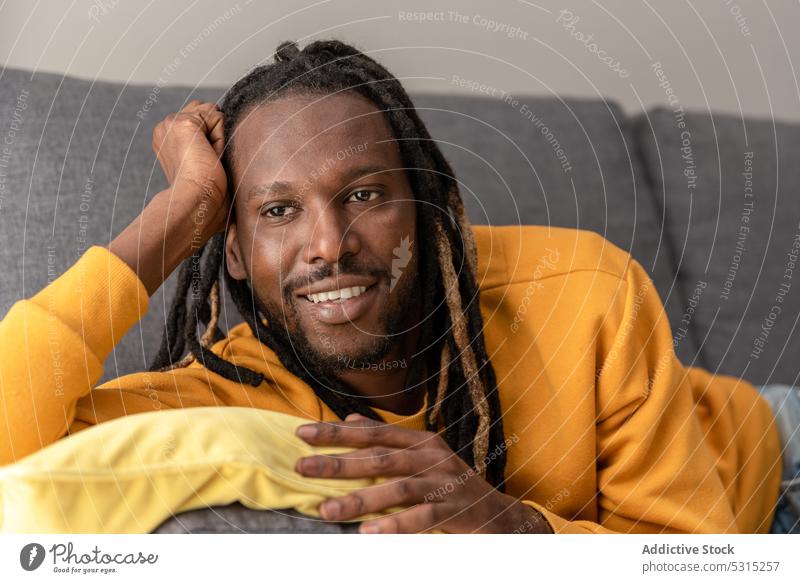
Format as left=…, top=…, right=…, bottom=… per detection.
left=1, top=66, right=799, bottom=532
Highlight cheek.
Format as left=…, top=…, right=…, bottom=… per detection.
left=243, top=229, right=294, bottom=303
left=355, top=199, right=416, bottom=245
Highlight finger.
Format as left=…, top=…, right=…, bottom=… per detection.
left=359, top=503, right=445, bottom=534
left=182, top=99, right=211, bottom=112
left=203, top=109, right=225, bottom=157
left=172, top=106, right=225, bottom=157
left=319, top=476, right=438, bottom=521
left=296, top=447, right=450, bottom=479
left=182, top=103, right=224, bottom=154
left=344, top=413, right=367, bottom=422
left=295, top=418, right=443, bottom=450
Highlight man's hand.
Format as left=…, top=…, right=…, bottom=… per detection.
left=294, top=413, right=553, bottom=534
left=151, top=99, right=229, bottom=230
left=109, top=100, right=230, bottom=296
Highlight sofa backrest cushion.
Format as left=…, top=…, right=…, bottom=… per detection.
left=0, top=67, right=681, bottom=380
left=636, top=107, right=800, bottom=385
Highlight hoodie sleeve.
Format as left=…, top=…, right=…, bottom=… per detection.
left=521, top=257, right=740, bottom=534
left=0, top=246, right=149, bottom=465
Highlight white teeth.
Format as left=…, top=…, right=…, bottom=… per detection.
left=306, top=285, right=367, bottom=304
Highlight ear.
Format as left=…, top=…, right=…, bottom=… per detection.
left=225, top=223, right=248, bottom=280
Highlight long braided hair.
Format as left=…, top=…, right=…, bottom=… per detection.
left=149, top=39, right=507, bottom=488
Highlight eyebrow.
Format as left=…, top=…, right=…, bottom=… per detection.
left=246, top=164, right=396, bottom=202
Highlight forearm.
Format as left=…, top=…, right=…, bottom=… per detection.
left=108, top=185, right=217, bottom=296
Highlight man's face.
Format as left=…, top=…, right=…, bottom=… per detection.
left=225, top=91, right=420, bottom=374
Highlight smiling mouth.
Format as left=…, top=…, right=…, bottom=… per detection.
left=298, top=283, right=380, bottom=325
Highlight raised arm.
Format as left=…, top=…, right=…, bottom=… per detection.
left=109, top=100, right=229, bottom=294
left=0, top=101, right=230, bottom=465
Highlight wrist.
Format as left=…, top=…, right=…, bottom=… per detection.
left=495, top=495, right=553, bottom=534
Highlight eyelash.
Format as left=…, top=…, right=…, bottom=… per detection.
left=260, top=202, right=299, bottom=219
left=348, top=189, right=383, bottom=203
left=259, top=189, right=383, bottom=218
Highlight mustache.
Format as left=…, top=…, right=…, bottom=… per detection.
left=282, top=256, right=388, bottom=300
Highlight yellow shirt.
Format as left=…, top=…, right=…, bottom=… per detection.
left=0, top=225, right=783, bottom=533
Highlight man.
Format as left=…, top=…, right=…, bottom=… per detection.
left=0, top=39, right=787, bottom=533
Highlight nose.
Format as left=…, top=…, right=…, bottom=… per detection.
left=303, top=205, right=361, bottom=265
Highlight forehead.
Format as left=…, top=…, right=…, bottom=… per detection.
left=230, top=92, right=401, bottom=185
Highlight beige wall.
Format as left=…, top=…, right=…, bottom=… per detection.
left=2, top=0, right=798, bottom=121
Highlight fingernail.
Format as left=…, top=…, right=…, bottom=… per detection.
left=299, top=457, right=320, bottom=474
left=360, top=524, right=380, bottom=534
left=296, top=425, right=318, bottom=439
left=322, top=500, right=341, bottom=518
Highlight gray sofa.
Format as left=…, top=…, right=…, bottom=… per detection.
left=2, top=66, right=799, bottom=533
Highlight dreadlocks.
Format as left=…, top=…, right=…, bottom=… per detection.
left=149, top=39, right=507, bottom=489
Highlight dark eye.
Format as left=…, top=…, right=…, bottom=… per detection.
left=348, top=189, right=382, bottom=203
left=261, top=204, right=299, bottom=218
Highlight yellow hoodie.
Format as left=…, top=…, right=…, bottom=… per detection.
left=0, top=225, right=783, bottom=534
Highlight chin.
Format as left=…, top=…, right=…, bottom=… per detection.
left=291, top=325, right=388, bottom=370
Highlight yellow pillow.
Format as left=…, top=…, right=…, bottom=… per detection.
left=0, top=407, right=396, bottom=533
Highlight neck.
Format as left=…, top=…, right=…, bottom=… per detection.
left=335, top=326, right=427, bottom=415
